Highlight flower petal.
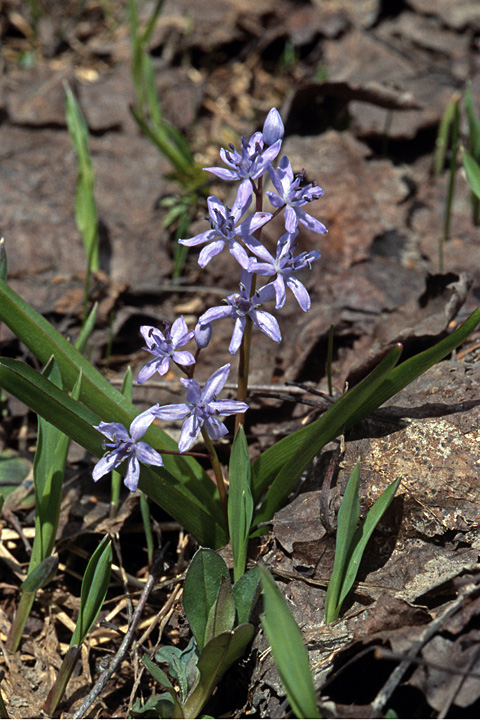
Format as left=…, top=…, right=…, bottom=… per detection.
left=198, top=239, right=226, bottom=267
left=202, top=364, right=231, bottom=401
left=95, top=422, right=129, bottom=442
left=209, top=400, right=249, bottom=416
left=124, top=456, right=140, bottom=492
left=92, top=452, right=122, bottom=481
left=250, top=309, right=282, bottom=343
left=135, top=442, right=164, bottom=467
left=286, top=275, right=311, bottom=311
left=203, top=415, right=229, bottom=440
left=130, top=408, right=157, bottom=442
left=295, top=207, right=328, bottom=234
left=153, top=403, right=191, bottom=421
left=178, top=413, right=202, bottom=453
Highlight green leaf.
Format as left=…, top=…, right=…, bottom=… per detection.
left=70, top=535, right=112, bottom=646
left=64, top=83, right=99, bottom=272
left=74, top=302, right=98, bottom=353
left=228, top=426, right=254, bottom=582
left=463, top=149, right=480, bottom=200
left=232, top=566, right=261, bottom=625
left=183, top=549, right=230, bottom=651
left=0, top=452, right=30, bottom=486
left=182, top=625, right=255, bottom=719
left=464, top=84, right=480, bottom=159
left=0, top=236, right=6, bottom=282
left=252, top=344, right=402, bottom=525
left=324, top=461, right=361, bottom=624
left=141, top=654, right=184, bottom=717
left=338, top=476, right=400, bottom=613
left=155, top=638, right=199, bottom=704
left=31, top=358, right=77, bottom=565
left=260, top=567, right=321, bottom=719
left=21, top=555, right=58, bottom=592
left=204, top=575, right=236, bottom=646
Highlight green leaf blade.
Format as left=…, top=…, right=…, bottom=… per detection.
left=260, top=567, right=321, bottom=719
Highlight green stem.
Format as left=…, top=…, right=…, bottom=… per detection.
left=201, top=427, right=228, bottom=523
left=235, top=177, right=264, bottom=429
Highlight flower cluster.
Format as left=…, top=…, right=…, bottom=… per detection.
left=92, top=107, right=327, bottom=492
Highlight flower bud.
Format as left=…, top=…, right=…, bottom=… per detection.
left=262, top=108, right=284, bottom=146
left=195, top=321, right=212, bottom=349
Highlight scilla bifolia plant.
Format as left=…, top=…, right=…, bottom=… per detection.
left=1, top=109, right=480, bottom=715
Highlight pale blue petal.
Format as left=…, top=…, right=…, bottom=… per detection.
left=130, top=408, right=157, bottom=442
left=92, top=452, right=122, bottom=481
left=203, top=415, right=229, bottom=440
left=178, top=413, right=202, bottom=452
left=209, top=400, right=249, bottom=416
left=198, top=305, right=233, bottom=324
left=202, top=364, right=230, bottom=401
left=266, top=191, right=285, bottom=208
left=172, top=350, right=195, bottom=366
left=137, top=358, right=164, bottom=384
left=198, top=239, right=225, bottom=267
left=287, top=275, right=311, bottom=311
left=153, top=403, right=191, bottom=421
left=204, top=166, right=239, bottom=181
left=295, top=207, right=328, bottom=234
left=124, top=456, right=140, bottom=492
left=250, top=309, right=281, bottom=343
left=95, top=422, right=129, bottom=442
left=229, top=317, right=246, bottom=354
left=179, top=228, right=218, bottom=247
left=135, top=442, right=164, bottom=467
left=232, top=179, right=253, bottom=219
left=182, top=377, right=202, bottom=405
left=170, top=316, right=192, bottom=345
left=284, top=206, right=299, bottom=232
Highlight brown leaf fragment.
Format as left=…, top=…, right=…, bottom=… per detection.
left=409, top=629, right=480, bottom=711
left=352, top=593, right=431, bottom=641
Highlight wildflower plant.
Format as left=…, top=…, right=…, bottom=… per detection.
left=1, top=107, right=480, bottom=716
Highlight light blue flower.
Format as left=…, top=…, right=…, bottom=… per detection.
left=178, top=183, right=271, bottom=268
left=267, top=156, right=328, bottom=235
left=195, top=271, right=280, bottom=354
left=248, top=231, right=321, bottom=311
left=152, top=364, right=248, bottom=452
left=93, top=410, right=163, bottom=492
left=204, top=108, right=284, bottom=187
left=137, top=317, right=195, bottom=383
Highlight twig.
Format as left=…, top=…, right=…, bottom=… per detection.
left=72, top=546, right=169, bottom=719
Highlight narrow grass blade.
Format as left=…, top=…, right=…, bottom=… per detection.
left=64, top=82, right=99, bottom=272
left=0, top=237, right=6, bottom=282
left=228, top=426, right=254, bottom=582
left=463, top=149, right=480, bottom=200
left=71, top=534, right=112, bottom=646
left=324, top=460, right=361, bottom=624
left=434, top=94, right=458, bottom=177
left=260, top=567, right=321, bottom=719
left=337, top=476, right=400, bottom=613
